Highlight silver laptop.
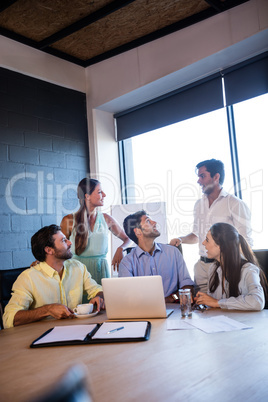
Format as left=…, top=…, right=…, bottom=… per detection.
left=102, top=275, right=173, bottom=319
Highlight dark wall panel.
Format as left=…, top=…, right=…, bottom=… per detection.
left=0, top=68, right=89, bottom=269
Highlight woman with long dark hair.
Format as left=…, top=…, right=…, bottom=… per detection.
left=61, top=178, right=131, bottom=284
left=195, top=222, right=267, bottom=310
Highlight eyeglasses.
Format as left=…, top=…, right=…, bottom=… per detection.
left=192, top=304, right=208, bottom=312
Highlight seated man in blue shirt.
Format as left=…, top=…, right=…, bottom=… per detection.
left=119, top=210, right=194, bottom=303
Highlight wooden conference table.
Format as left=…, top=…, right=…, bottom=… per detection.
left=0, top=305, right=268, bottom=402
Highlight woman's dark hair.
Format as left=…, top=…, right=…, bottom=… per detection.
left=31, top=224, right=61, bottom=261
left=209, top=223, right=267, bottom=298
left=123, top=210, right=147, bottom=244
left=74, top=178, right=100, bottom=255
left=196, top=159, right=225, bottom=185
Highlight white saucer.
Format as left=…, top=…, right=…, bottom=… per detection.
left=74, top=311, right=99, bottom=319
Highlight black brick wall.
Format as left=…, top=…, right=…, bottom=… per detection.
left=0, top=67, right=89, bottom=269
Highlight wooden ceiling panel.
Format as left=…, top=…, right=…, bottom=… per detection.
left=51, top=0, right=210, bottom=60
left=0, top=0, right=112, bottom=41
left=0, top=0, right=250, bottom=66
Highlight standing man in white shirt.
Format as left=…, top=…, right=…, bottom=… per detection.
left=170, top=159, right=252, bottom=293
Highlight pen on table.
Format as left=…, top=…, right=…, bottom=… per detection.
left=107, top=326, right=124, bottom=334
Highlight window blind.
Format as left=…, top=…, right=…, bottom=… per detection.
left=224, top=53, right=268, bottom=106
left=115, top=52, right=268, bottom=141
left=115, top=74, right=223, bottom=141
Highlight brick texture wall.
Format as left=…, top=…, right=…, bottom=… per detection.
left=0, top=67, right=89, bottom=269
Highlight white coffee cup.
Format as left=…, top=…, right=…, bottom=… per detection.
left=73, top=303, right=94, bottom=315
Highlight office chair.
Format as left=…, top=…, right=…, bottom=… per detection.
left=31, top=364, right=93, bottom=402
left=0, top=267, right=28, bottom=329
left=176, top=243, right=183, bottom=255
left=253, top=249, right=268, bottom=309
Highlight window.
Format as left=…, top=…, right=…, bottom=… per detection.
left=118, top=92, right=268, bottom=276
left=121, top=108, right=233, bottom=275
left=116, top=54, right=268, bottom=276
left=129, top=107, right=233, bottom=233
left=234, top=93, right=268, bottom=249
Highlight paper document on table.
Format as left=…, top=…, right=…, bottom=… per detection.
left=33, top=324, right=96, bottom=345
left=186, top=315, right=253, bottom=333
left=91, top=321, right=148, bottom=339
left=166, top=320, right=195, bottom=330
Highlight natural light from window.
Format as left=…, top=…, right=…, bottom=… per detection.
left=129, top=108, right=232, bottom=276
left=126, top=93, right=267, bottom=276
left=234, top=93, right=268, bottom=249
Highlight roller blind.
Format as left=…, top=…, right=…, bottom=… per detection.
left=115, top=74, right=223, bottom=141
left=224, top=53, right=268, bottom=106
left=115, top=52, right=268, bottom=142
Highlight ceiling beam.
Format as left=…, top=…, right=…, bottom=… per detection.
left=0, top=25, right=38, bottom=48
left=0, top=0, right=18, bottom=13
left=38, top=0, right=137, bottom=50
left=204, top=0, right=250, bottom=13
left=83, top=0, right=250, bottom=67
left=204, top=0, right=225, bottom=12
left=0, top=0, right=252, bottom=68
left=84, top=6, right=218, bottom=66
left=0, top=24, right=86, bottom=65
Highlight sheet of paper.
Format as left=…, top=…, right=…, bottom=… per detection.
left=92, top=321, right=148, bottom=339
left=186, top=315, right=253, bottom=334
left=34, top=324, right=97, bottom=345
left=167, top=320, right=195, bottom=330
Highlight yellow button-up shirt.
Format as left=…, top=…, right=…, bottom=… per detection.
left=3, top=259, right=102, bottom=329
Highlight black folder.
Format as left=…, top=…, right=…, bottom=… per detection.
left=30, top=321, right=151, bottom=348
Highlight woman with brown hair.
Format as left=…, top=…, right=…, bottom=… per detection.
left=195, top=222, right=267, bottom=310
left=61, top=178, right=131, bottom=284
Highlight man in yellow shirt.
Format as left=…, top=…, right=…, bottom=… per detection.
left=3, top=224, right=104, bottom=329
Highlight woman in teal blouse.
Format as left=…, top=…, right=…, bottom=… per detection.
left=61, top=178, right=130, bottom=284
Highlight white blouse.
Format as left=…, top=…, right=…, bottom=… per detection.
left=208, top=262, right=265, bottom=310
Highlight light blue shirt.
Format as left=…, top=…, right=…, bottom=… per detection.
left=119, top=243, right=194, bottom=297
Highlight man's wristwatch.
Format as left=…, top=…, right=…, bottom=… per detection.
left=171, top=293, right=179, bottom=302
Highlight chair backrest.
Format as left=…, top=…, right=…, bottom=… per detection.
left=0, top=267, right=28, bottom=329
left=31, top=364, right=93, bottom=402
left=253, top=249, right=268, bottom=309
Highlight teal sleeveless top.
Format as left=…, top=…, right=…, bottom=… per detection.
left=70, top=211, right=110, bottom=285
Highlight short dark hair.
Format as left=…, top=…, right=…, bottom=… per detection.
left=196, top=159, right=225, bottom=185
left=31, top=224, right=61, bottom=262
left=123, top=210, right=147, bottom=244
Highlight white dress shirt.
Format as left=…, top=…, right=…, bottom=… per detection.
left=192, top=188, right=252, bottom=257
